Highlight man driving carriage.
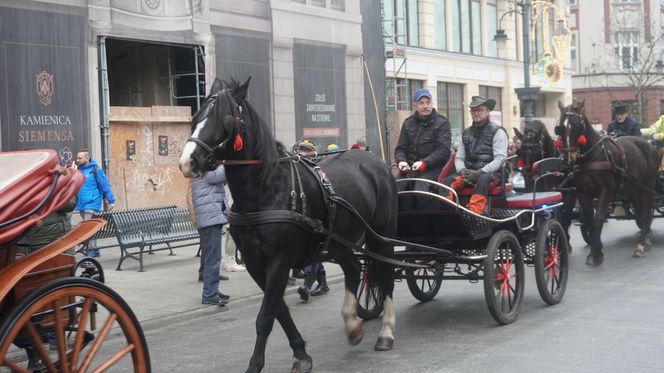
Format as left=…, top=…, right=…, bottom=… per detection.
left=607, top=102, right=642, bottom=138
left=444, top=95, right=508, bottom=215
left=394, top=88, right=452, bottom=190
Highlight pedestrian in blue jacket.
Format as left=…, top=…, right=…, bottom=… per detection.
left=75, top=150, right=116, bottom=257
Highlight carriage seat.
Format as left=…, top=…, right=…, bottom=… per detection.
left=505, top=191, right=562, bottom=209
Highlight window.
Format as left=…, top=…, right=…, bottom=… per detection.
left=614, top=31, right=640, bottom=70
left=569, top=33, right=577, bottom=72
left=569, top=0, right=577, bottom=5
left=487, top=0, right=498, bottom=57
left=434, top=0, right=446, bottom=50
left=386, top=78, right=424, bottom=111
left=330, top=0, right=345, bottom=11
left=311, top=0, right=325, bottom=7
left=479, top=86, right=502, bottom=114
left=451, top=0, right=483, bottom=55
left=382, top=0, right=419, bottom=47
left=437, top=82, right=465, bottom=142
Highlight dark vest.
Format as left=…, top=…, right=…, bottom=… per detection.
left=462, top=121, right=501, bottom=170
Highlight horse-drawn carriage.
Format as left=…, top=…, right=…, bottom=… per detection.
left=354, top=155, right=569, bottom=325
left=177, top=77, right=570, bottom=372
left=0, top=149, right=150, bottom=371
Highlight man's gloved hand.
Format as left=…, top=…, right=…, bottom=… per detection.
left=461, top=168, right=482, bottom=184
left=411, top=160, right=426, bottom=172
left=398, top=161, right=411, bottom=173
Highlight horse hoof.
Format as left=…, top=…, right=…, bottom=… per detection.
left=348, top=324, right=364, bottom=346
left=291, top=357, right=313, bottom=373
left=585, top=253, right=603, bottom=266
left=374, top=337, right=394, bottom=351
left=633, top=247, right=646, bottom=258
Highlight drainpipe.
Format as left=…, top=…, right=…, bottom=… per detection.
left=97, top=36, right=111, bottom=173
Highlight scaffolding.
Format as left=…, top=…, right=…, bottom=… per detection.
left=382, top=0, right=408, bottom=112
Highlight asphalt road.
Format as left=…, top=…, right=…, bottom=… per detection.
left=140, top=218, right=664, bottom=373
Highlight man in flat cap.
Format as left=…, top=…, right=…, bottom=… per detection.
left=444, top=95, right=508, bottom=215
left=608, top=102, right=641, bottom=138
left=394, top=88, right=452, bottom=190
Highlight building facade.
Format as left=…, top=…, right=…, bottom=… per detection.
left=383, top=0, right=573, bottom=150
left=571, top=0, right=664, bottom=129
left=0, top=0, right=382, bottom=208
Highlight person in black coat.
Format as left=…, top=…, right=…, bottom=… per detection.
left=394, top=89, right=452, bottom=190
left=608, top=102, right=642, bottom=137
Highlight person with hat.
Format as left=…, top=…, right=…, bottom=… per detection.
left=444, top=95, right=508, bottom=215
left=350, top=139, right=369, bottom=151
left=608, top=102, right=641, bottom=138
left=394, top=88, right=452, bottom=189
left=296, top=139, right=317, bottom=156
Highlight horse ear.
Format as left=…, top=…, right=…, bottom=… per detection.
left=558, top=100, right=565, bottom=112
left=235, top=77, right=251, bottom=102
left=514, top=128, right=523, bottom=140
left=210, top=78, right=223, bottom=94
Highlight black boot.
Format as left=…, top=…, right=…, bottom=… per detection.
left=310, top=271, right=329, bottom=296
left=298, top=271, right=316, bottom=302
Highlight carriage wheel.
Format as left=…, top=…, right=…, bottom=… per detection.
left=483, top=230, right=525, bottom=325
left=0, top=277, right=150, bottom=372
left=405, top=263, right=443, bottom=302
left=71, top=257, right=105, bottom=283
left=535, top=219, right=569, bottom=305
left=355, top=260, right=384, bottom=320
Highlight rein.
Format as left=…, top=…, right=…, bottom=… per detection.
left=217, top=150, right=348, bottom=166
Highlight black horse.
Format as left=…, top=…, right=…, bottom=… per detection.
left=514, top=119, right=557, bottom=190
left=555, top=101, right=660, bottom=265
left=514, top=120, right=576, bottom=249
left=178, top=78, right=398, bottom=373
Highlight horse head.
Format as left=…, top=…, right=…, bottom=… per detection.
left=178, top=76, right=277, bottom=178
left=556, top=100, right=589, bottom=165
left=514, top=119, right=555, bottom=175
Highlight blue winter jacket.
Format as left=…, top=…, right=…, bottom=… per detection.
left=191, top=166, right=230, bottom=229
left=76, top=159, right=116, bottom=212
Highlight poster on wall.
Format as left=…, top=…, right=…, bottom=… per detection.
left=0, top=6, right=87, bottom=165
left=293, top=43, right=347, bottom=150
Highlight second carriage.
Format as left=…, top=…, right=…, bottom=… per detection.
left=355, top=156, right=570, bottom=325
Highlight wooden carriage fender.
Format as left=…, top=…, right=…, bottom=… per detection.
left=0, top=219, right=105, bottom=303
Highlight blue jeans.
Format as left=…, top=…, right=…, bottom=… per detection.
left=79, top=210, right=100, bottom=257
left=199, top=225, right=223, bottom=300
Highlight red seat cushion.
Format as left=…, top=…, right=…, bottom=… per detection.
left=436, top=151, right=456, bottom=183
left=505, top=191, right=563, bottom=209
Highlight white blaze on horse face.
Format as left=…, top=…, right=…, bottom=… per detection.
left=178, top=118, right=207, bottom=177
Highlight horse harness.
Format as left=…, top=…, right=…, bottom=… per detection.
left=226, top=156, right=434, bottom=269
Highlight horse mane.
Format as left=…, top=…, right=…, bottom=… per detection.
left=224, top=79, right=280, bottom=180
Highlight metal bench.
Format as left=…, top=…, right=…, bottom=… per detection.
left=78, top=205, right=179, bottom=254
left=112, top=206, right=199, bottom=271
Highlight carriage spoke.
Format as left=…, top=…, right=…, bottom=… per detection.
left=24, top=317, right=57, bottom=372
left=70, top=297, right=93, bottom=371
left=79, top=313, right=117, bottom=372
left=52, top=298, right=71, bottom=373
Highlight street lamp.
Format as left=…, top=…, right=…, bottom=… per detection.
left=494, top=1, right=540, bottom=128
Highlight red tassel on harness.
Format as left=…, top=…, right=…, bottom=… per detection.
left=233, top=134, right=243, bottom=151
left=554, top=139, right=562, bottom=148
left=577, top=135, right=587, bottom=147
left=516, top=160, right=524, bottom=169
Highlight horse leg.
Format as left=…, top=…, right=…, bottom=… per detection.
left=368, top=237, right=396, bottom=352
left=588, top=192, right=613, bottom=266
left=244, top=256, right=310, bottom=373
left=335, top=254, right=364, bottom=346
left=632, top=198, right=654, bottom=258
left=578, top=195, right=603, bottom=266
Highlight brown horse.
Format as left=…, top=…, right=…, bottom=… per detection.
left=555, top=101, right=660, bottom=265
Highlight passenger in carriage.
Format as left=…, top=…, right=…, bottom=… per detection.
left=646, top=114, right=664, bottom=171
left=394, top=88, right=452, bottom=190
left=444, top=95, right=508, bottom=215
left=607, top=102, right=642, bottom=138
